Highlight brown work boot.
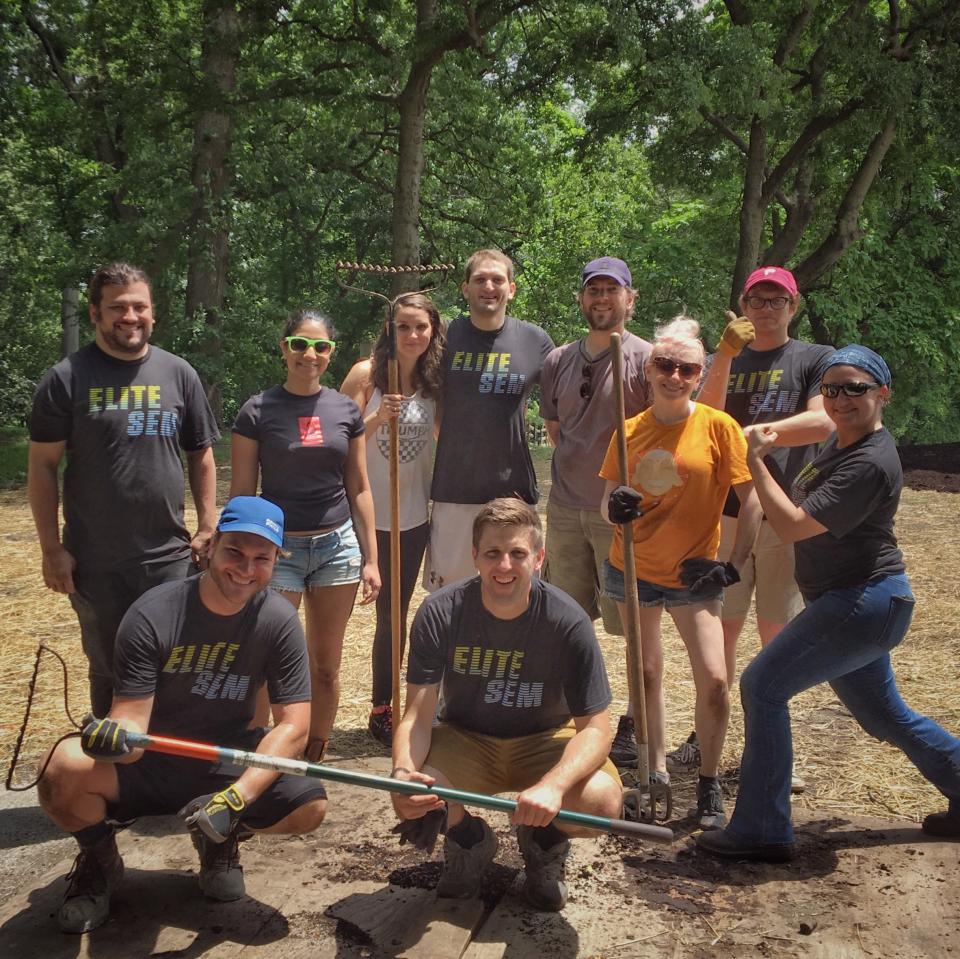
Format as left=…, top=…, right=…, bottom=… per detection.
left=516, top=825, right=571, bottom=911
left=57, top=832, right=124, bottom=933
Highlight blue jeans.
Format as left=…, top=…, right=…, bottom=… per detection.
left=730, top=573, right=960, bottom=844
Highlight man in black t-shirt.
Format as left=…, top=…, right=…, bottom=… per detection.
left=392, top=499, right=621, bottom=912
left=28, top=263, right=220, bottom=716
left=685, top=266, right=834, bottom=783
left=37, top=498, right=327, bottom=934
left=425, top=250, right=554, bottom=590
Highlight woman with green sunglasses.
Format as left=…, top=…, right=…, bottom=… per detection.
left=231, top=308, right=380, bottom=762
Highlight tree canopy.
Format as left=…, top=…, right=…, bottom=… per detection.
left=3, top=0, right=958, bottom=440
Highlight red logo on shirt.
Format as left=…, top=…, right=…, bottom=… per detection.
left=298, top=416, right=324, bottom=446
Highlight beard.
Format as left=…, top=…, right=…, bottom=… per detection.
left=584, top=306, right=626, bottom=332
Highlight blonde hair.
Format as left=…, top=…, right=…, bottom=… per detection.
left=650, top=315, right=706, bottom=365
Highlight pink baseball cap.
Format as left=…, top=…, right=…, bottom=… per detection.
left=743, top=266, right=798, bottom=298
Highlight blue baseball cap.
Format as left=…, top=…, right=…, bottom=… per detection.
left=216, top=496, right=284, bottom=548
left=581, top=256, right=632, bottom=289
left=824, top=344, right=892, bottom=386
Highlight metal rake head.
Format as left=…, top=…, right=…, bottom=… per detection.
left=333, top=260, right=456, bottom=304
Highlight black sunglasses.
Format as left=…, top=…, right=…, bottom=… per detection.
left=820, top=381, right=880, bottom=398
left=580, top=364, right=594, bottom=399
left=652, top=356, right=702, bottom=379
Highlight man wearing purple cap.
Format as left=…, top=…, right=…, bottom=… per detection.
left=37, top=496, right=326, bottom=934
left=540, top=257, right=651, bottom=767
left=679, top=266, right=834, bottom=783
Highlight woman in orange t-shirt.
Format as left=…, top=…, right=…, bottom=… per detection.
left=600, top=317, right=762, bottom=830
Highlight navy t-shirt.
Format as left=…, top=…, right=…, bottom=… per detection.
left=431, top=315, right=554, bottom=504
left=791, top=428, right=905, bottom=600
left=233, top=385, right=365, bottom=531
left=114, top=575, right=310, bottom=744
left=721, top=339, right=833, bottom=517
left=407, top=577, right=612, bottom=737
left=29, top=344, right=220, bottom=570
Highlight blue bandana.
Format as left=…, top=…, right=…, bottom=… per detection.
left=824, top=344, right=891, bottom=386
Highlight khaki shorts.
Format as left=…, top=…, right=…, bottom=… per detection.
left=423, top=502, right=485, bottom=592
left=544, top=500, right=623, bottom=635
left=718, top=515, right=803, bottom=624
left=424, top=720, right=620, bottom=796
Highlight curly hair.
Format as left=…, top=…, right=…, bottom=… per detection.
left=370, top=293, right=446, bottom=399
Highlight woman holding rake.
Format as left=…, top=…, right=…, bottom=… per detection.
left=341, top=293, right=445, bottom=747
left=697, top=345, right=960, bottom=861
left=231, top=309, right=380, bottom=762
left=600, top=317, right=763, bottom=829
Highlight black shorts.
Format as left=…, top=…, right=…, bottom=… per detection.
left=108, top=731, right=326, bottom=828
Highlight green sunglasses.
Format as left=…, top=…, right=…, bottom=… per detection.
left=284, top=335, right=336, bottom=354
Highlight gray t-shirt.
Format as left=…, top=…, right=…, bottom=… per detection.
left=791, top=428, right=905, bottom=601
left=407, top=577, right=612, bottom=737
left=721, top=339, right=833, bottom=516
left=29, top=344, right=220, bottom=570
left=540, top=331, right=651, bottom=510
left=113, top=575, right=310, bottom=744
left=431, top=315, right=554, bottom=505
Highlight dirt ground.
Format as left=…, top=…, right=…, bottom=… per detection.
left=0, top=445, right=958, bottom=955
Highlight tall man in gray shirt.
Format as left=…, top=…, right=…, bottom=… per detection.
left=539, top=257, right=651, bottom=766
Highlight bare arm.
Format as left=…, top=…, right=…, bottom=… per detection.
left=729, top=481, right=763, bottom=569
left=27, top=440, right=75, bottom=594
left=231, top=700, right=310, bottom=804
left=600, top=478, right=616, bottom=525
left=696, top=352, right=733, bottom=410
left=514, top=709, right=613, bottom=827
left=229, top=434, right=260, bottom=498
left=105, top=694, right=155, bottom=763
left=186, top=446, right=217, bottom=564
left=545, top=419, right=559, bottom=447
left=746, top=431, right=827, bottom=543
left=744, top=393, right=834, bottom=449
left=341, top=361, right=400, bottom=439
left=390, top=682, right=443, bottom=820
left=344, top=435, right=380, bottom=604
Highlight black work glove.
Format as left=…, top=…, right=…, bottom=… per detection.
left=607, top=486, right=643, bottom=524
left=390, top=807, right=448, bottom=853
left=81, top=717, right=132, bottom=762
left=179, top=784, right=246, bottom=843
left=678, top=558, right=740, bottom=595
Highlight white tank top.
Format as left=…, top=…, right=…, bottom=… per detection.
left=365, top=387, right=436, bottom=531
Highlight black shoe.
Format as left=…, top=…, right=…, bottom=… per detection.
left=609, top=715, right=638, bottom=767
left=696, top=827, right=794, bottom=862
left=367, top=704, right=393, bottom=748
left=692, top=777, right=726, bottom=830
left=922, top=810, right=960, bottom=838
left=57, top=833, right=124, bottom=933
left=190, top=826, right=245, bottom=901
left=516, top=825, right=571, bottom=912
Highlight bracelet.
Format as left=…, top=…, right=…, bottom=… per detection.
left=391, top=766, right=411, bottom=778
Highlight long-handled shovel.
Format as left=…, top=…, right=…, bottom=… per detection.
left=335, top=261, right=453, bottom=722
left=610, top=333, right=673, bottom=823
left=124, top=730, right=673, bottom=842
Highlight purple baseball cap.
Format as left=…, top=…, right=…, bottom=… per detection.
left=581, top=257, right=632, bottom=289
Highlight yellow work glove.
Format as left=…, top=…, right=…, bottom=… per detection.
left=717, top=311, right=755, bottom=358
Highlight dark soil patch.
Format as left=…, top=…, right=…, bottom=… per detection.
left=899, top=443, right=960, bottom=493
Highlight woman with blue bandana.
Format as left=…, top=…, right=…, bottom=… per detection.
left=698, top=344, right=960, bottom=861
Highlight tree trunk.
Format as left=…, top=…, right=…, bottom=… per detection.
left=184, top=0, right=240, bottom=422
left=730, top=117, right=768, bottom=307
left=60, top=287, right=80, bottom=358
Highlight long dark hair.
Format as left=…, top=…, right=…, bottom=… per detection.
left=370, top=293, right=445, bottom=399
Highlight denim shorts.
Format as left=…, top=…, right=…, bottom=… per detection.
left=601, top=559, right=722, bottom=608
left=270, top=518, right=362, bottom=591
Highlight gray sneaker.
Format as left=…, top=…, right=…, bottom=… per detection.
left=57, top=833, right=124, bottom=934
left=190, top=827, right=246, bottom=901
left=436, top=818, right=498, bottom=899
left=694, top=777, right=726, bottom=830
left=666, top=730, right=701, bottom=772
left=516, top=825, right=571, bottom=912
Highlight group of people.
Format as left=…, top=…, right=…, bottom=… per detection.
left=26, top=254, right=960, bottom=934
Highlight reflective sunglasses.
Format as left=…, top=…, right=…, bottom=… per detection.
left=820, top=381, right=880, bottom=399
left=580, top=364, right=594, bottom=399
left=284, top=335, right=335, bottom=354
left=652, top=356, right=702, bottom=379
left=744, top=295, right=791, bottom=310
